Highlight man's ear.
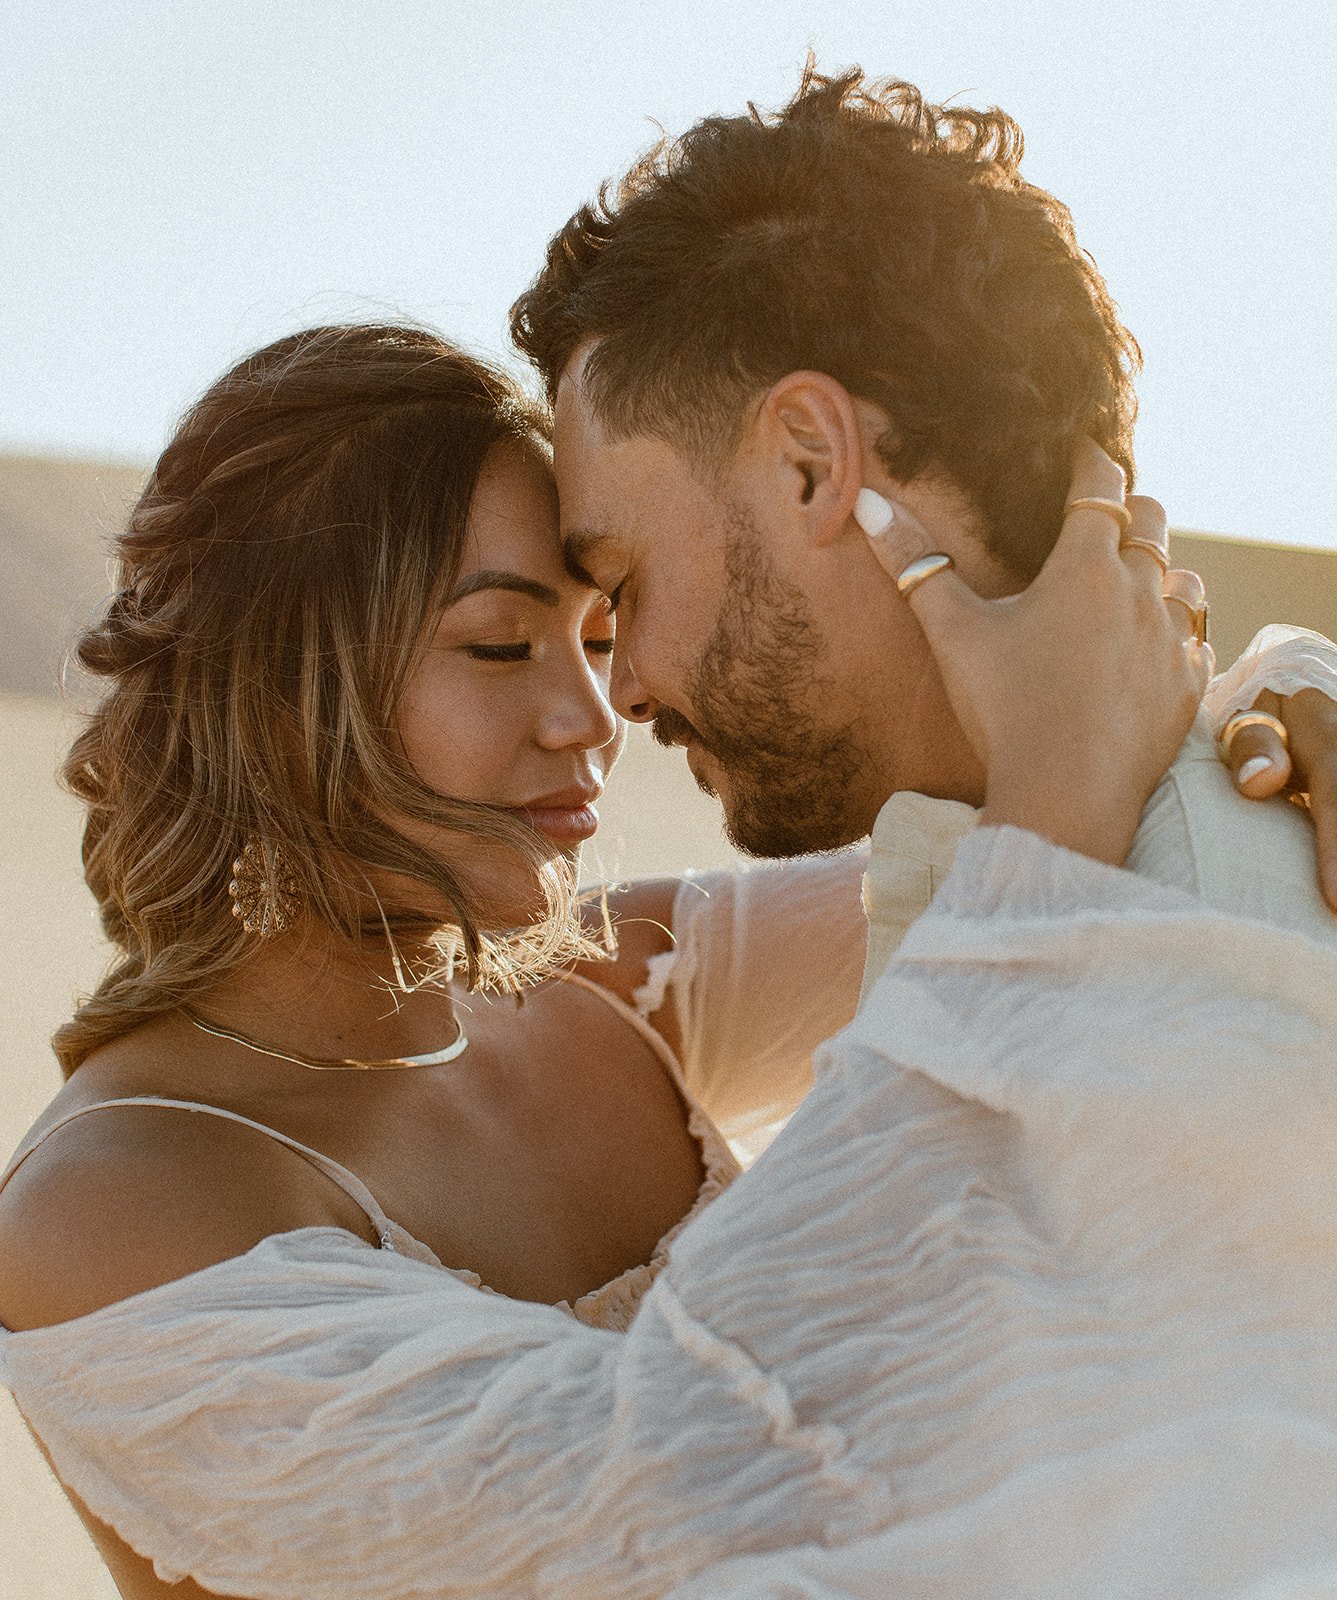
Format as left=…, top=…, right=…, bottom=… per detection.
left=758, top=371, right=863, bottom=548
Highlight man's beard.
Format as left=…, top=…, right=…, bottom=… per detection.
left=652, top=510, right=871, bottom=858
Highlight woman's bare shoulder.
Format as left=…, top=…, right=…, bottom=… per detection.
left=0, top=1087, right=375, bottom=1333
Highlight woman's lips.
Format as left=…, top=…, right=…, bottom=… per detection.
left=518, top=802, right=600, bottom=844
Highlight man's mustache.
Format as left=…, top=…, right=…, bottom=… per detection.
left=651, top=707, right=701, bottom=750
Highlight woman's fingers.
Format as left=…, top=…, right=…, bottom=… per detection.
left=1048, top=439, right=1130, bottom=569
left=1162, top=568, right=1209, bottom=646
left=858, top=492, right=983, bottom=643
left=1119, top=495, right=1171, bottom=585
left=1221, top=688, right=1293, bottom=798
left=1277, top=688, right=1337, bottom=909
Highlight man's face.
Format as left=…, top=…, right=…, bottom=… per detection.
left=552, top=361, right=901, bottom=857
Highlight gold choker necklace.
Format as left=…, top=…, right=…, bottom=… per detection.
left=182, top=1007, right=469, bottom=1071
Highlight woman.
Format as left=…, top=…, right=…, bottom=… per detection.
left=0, top=324, right=1332, bottom=1600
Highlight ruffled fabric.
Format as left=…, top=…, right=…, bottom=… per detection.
left=1205, top=623, right=1337, bottom=728
left=6, top=819, right=1337, bottom=1599
left=563, top=1094, right=740, bottom=1331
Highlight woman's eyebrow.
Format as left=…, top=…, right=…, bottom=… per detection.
left=447, top=570, right=561, bottom=606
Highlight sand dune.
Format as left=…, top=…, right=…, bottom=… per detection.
left=2, top=451, right=1335, bottom=1597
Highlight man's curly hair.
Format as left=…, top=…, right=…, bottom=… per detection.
left=511, top=63, right=1140, bottom=578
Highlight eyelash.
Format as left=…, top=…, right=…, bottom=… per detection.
left=466, top=637, right=616, bottom=664
left=466, top=643, right=530, bottom=663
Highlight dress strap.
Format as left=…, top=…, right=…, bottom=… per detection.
left=0, top=1097, right=400, bottom=1249
left=553, top=970, right=742, bottom=1188
left=554, top=969, right=690, bottom=1088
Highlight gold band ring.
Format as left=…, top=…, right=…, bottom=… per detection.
left=1217, top=710, right=1289, bottom=760
left=895, top=552, right=955, bottom=598
left=1066, top=496, right=1133, bottom=534
left=1163, top=594, right=1210, bottom=646
left=1120, top=535, right=1170, bottom=574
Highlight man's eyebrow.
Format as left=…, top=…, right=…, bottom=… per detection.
left=560, top=529, right=608, bottom=586
left=446, top=570, right=561, bottom=606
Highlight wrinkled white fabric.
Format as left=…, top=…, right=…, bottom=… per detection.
left=4, top=625, right=1337, bottom=1598
left=632, top=846, right=869, bottom=1149
left=6, top=806, right=1337, bottom=1596
left=1207, top=623, right=1337, bottom=726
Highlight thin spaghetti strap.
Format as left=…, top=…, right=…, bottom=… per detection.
left=554, top=969, right=689, bottom=1090
left=552, top=970, right=741, bottom=1187
left=0, top=1098, right=399, bottom=1248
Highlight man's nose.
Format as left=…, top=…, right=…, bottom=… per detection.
left=611, top=643, right=659, bottom=725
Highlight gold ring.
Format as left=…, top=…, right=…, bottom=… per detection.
left=1163, top=594, right=1210, bottom=646
left=895, top=552, right=955, bottom=598
left=1217, top=710, right=1289, bottom=760
left=1119, top=535, right=1170, bottom=574
left=1066, top=496, right=1133, bottom=534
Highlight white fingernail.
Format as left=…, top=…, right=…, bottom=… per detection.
left=1237, top=756, right=1274, bottom=787
left=853, top=487, right=895, bottom=539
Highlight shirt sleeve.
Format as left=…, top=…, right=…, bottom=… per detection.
left=636, top=849, right=870, bottom=1142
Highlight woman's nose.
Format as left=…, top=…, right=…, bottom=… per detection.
left=539, top=658, right=622, bottom=752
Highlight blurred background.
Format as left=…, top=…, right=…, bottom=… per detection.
left=2, top=2, right=1334, bottom=1593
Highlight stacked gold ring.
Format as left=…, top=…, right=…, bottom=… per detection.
left=1164, top=595, right=1210, bottom=646
left=1120, top=535, right=1170, bottom=575
left=1217, top=710, right=1289, bottom=760
left=1066, top=496, right=1134, bottom=534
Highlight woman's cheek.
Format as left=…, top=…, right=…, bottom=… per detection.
left=601, top=716, right=629, bottom=778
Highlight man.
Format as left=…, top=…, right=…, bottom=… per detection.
left=503, top=65, right=1337, bottom=1595
left=511, top=65, right=1335, bottom=914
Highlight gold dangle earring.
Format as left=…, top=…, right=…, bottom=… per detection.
left=229, top=838, right=302, bottom=937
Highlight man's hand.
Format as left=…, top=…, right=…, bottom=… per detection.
left=1221, top=686, right=1337, bottom=910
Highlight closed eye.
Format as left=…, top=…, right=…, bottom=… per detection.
left=466, top=643, right=530, bottom=662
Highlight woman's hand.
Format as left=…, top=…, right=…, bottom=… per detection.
left=863, top=440, right=1210, bottom=865
left=1220, top=686, right=1337, bottom=909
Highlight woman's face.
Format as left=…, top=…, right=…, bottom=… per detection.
left=396, top=437, right=624, bottom=921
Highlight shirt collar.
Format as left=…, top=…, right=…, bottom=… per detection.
left=859, top=790, right=979, bottom=1004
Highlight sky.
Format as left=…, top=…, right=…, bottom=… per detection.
left=3, top=0, right=1335, bottom=547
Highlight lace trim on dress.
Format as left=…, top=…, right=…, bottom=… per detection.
left=631, top=947, right=680, bottom=1022
left=552, top=969, right=741, bottom=1331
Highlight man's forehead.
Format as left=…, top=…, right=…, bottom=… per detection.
left=552, top=343, right=603, bottom=444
